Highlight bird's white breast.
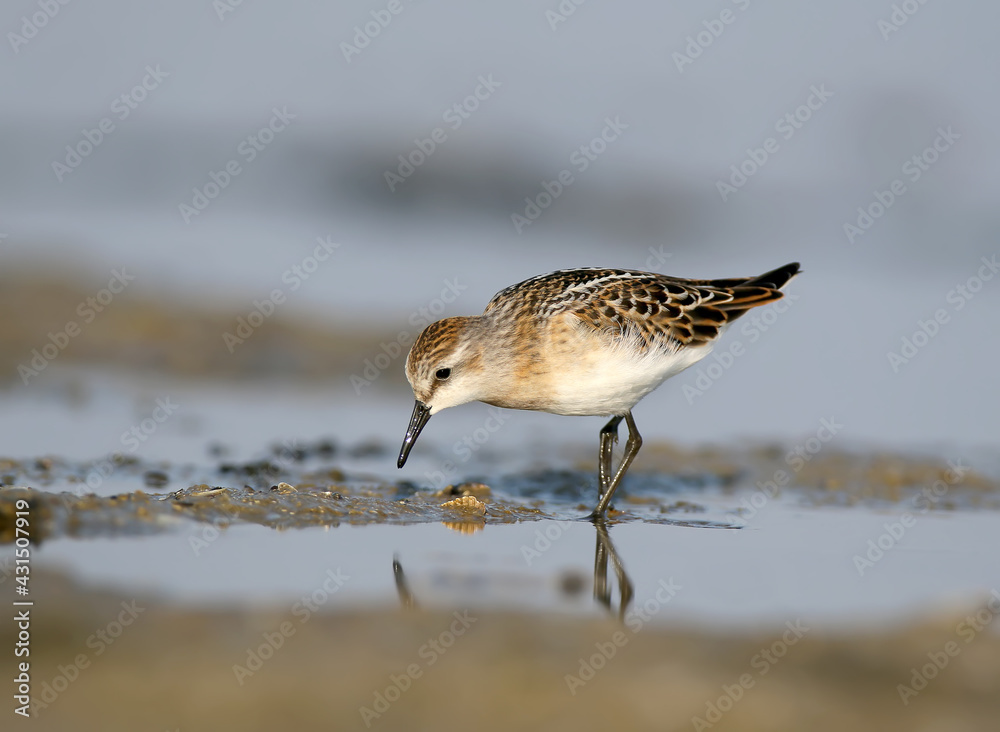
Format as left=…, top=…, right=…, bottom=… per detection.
left=542, top=326, right=715, bottom=417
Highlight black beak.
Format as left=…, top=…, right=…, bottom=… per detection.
left=397, top=401, right=432, bottom=468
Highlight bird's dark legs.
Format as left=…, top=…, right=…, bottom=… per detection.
left=597, top=415, right=623, bottom=501
left=592, top=419, right=637, bottom=616
left=591, top=411, right=642, bottom=519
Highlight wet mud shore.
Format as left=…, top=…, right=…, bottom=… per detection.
left=4, top=566, right=1000, bottom=732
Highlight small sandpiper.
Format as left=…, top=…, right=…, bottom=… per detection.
left=397, top=263, right=800, bottom=519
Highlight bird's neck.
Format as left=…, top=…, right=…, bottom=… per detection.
left=467, top=312, right=552, bottom=412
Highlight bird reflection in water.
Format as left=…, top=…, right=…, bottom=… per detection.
left=592, top=520, right=634, bottom=621
left=392, top=554, right=418, bottom=610
left=391, top=521, right=633, bottom=619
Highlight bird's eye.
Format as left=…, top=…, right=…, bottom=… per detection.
left=435, top=368, right=452, bottom=380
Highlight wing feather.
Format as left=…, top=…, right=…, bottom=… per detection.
left=483, top=265, right=799, bottom=350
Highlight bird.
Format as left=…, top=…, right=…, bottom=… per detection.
left=396, top=262, right=800, bottom=519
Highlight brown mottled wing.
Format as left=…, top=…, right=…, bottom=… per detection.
left=486, top=265, right=799, bottom=351
left=485, top=268, right=634, bottom=318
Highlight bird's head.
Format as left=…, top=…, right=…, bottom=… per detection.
left=396, top=317, right=488, bottom=468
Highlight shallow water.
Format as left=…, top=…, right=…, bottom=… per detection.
left=19, top=503, right=1000, bottom=630
left=3, top=368, right=998, bottom=632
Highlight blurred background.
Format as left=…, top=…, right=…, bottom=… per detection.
left=2, top=0, right=998, bottom=452
left=3, top=2, right=1000, bottom=730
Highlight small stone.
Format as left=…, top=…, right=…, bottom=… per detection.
left=441, top=495, right=487, bottom=515
left=347, top=440, right=386, bottom=459
left=315, top=439, right=338, bottom=459
left=189, top=486, right=227, bottom=497
left=144, top=470, right=169, bottom=488
left=207, top=442, right=230, bottom=458
left=559, top=570, right=587, bottom=597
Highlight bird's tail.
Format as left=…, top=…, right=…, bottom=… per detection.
left=743, top=262, right=801, bottom=290
left=705, top=262, right=801, bottom=323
